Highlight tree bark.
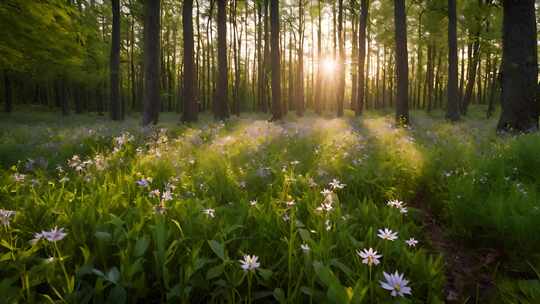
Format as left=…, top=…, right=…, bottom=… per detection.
left=182, top=0, right=197, bottom=122
left=446, top=0, right=460, bottom=121
left=110, top=0, right=121, bottom=120
left=215, top=0, right=229, bottom=120
left=497, top=0, right=538, bottom=132
left=356, top=0, right=368, bottom=116
left=296, top=0, right=305, bottom=117
left=336, top=0, right=344, bottom=117
left=394, top=0, right=409, bottom=124
left=270, top=0, right=282, bottom=120
left=142, top=0, right=161, bottom=126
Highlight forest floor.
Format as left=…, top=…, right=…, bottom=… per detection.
left=1, top=107, right=539, bottom=303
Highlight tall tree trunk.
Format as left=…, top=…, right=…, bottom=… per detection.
left=110, top=0, right=121, bottom=120
left=314, top=0, right=322, bottom=114
left=215, top=0, right=229, bottom=119
left=356, top=0, right=368, bottom=116
left=182, top=0, right=197, bottom=122
left=462, top=33, right=480, bottom=115
left=446, top=0, right=460, bottom=121
left=142, top=0, right=161, bottom=126
left=270, top=0, right=282, bottom=120
left=351, top=5, right=358, bottom=111
left=296, top=0, right=305, bottom=117
left=497, top=0, right=538, bottom=132
left=394, top=0, right=409, bottom=124
left=336, top=0, right=344, bottom=117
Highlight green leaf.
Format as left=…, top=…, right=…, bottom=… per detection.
left=134, top=236, right=150, bottom=257
left=273, top=288, right=286, bottom=303
left=208, top=240, right=226, bottom=261
left=206, top=264, right=225, bottom=280
left=105, top=267, right=120, bottom=284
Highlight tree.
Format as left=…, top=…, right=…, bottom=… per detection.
left=215, top=0, right=229, bottom=120
left=296, top=0, right=305, bottom=117
left=182, top=0, right=197, bottom=122
left=110, top=0, right=121, bottom=121
left=497, top=0, right=538, bottom=132
left=446, top=0, right=460, bottom=121
left=356, top=0, right=368, bottom=116
left=142, top=0, right=161, bottom=126
left=336, top=0, right=344, bottom=117
left=270, top=0, right=282, bottom=120
left=393, top=0, right=409, bottom=124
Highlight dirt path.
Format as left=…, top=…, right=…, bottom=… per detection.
left=412, top=189, right=500, bottom=303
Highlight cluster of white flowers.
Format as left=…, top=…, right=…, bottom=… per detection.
left=113, top=132, right=134, bottom=152
left=316, top=189, right=335, bottom=213
left=386, top=199, right=408, bottom=214
left=0, top=209, right=16, bottom=227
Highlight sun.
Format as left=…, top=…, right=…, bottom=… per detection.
left=321, top=58, right=337, bottom=73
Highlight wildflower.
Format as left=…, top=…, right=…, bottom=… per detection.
left=301, top=243, right=310, bottom=253
left=405, top=238, right=418, bottom=247
left=290, top=160, right=300, bottom=166
left=377, top=228, right=398, bottom=241
left=239, top=255, right=260, bottom=272
left=356, top=248, right=382, bottom=266
left=149, top=189, right=161, bottom=198
left=399, top=207, right=408, bottom=214
left=42, top=227, right=68, bottom=242
left=153, top=202, right=167, bottom=215
left=59, top=176, right=70, bottom=183
left=285, top=200, right=296, bottom=207
left=249, top=200, right=257, bottom=206
left=239, top=181, right=246, bottom=189
left=325, top=219, right=332, bottom=231
left=31, top=232, right=44, bottom=245
left=136, top=178, right=151, bottom=187
left=386, top=200, right=404, bottom=209
left=0, top=209, right=16, bottom=227
left=13, top=173, right=26, bottom=183
left=379, top=271, right=412, bottom=297
left=161, top=190, right=173, bottom=201
left=202, top=208, right=215, bottom=218
left=282, top=213, right=290, bottom=222
left=320, top=188, right=333, bottom=196
left=329, top=178, right=346, bottom=190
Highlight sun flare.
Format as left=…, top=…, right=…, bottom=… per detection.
left=322, top=58, right=337, bottom=74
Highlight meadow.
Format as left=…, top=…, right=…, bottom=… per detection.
left=1, top=108, right=540, bottom=303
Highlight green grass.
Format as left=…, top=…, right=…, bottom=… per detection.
left=0, top=107, right=539, bottom=303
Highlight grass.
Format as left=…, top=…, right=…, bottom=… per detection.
left=0, top=107, right=539, bottom=303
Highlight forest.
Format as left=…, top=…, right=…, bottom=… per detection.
left=0, top=0, right=539, bottom=303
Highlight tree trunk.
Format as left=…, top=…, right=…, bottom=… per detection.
left=182, top=0, right=197, bottom=122
left=110, top=0, right=121, bottom=120
left=296, top=0, right=305, bottom=117
left=270, top=0, right=282, bottom=120
left=215, top=0, right=229, bottom=120
left=497, top=0, right=538, bottom=132
left=394, top=0, right=409, bottom=124
left=142, top=0, right=161, bottom=126
left=336, top=0, right=344, bottom=117
left=356, top=0, right=368, bottom=116
left=446, top=0, right=460, bottom=121
left=462, top=34, right=480, bottom=115
left=314, top=0, right=322, bottom=114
